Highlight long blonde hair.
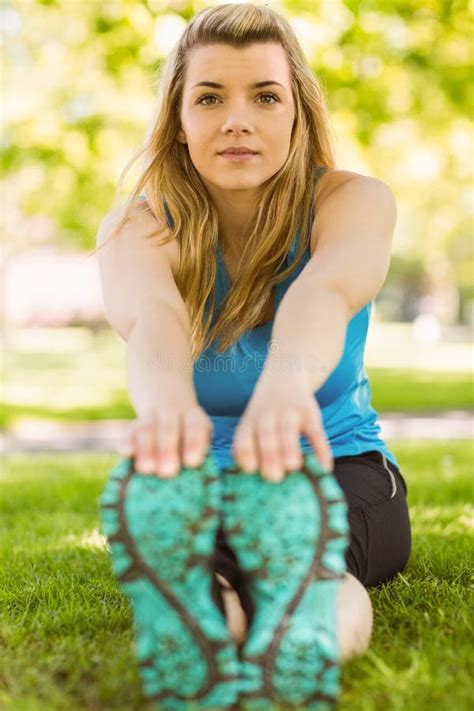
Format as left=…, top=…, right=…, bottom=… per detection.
left=96, top=3, right=337, bottom=359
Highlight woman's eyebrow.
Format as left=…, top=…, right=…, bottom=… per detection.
left=191, top=80, right=284, bottom=89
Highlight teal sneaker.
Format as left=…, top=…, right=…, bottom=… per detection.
left=99, top=451, right=241, bottom=710
left=221, top=452, right=349, bottom=711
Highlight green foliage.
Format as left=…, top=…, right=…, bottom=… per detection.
left=3, top=1, right=473, bottom=319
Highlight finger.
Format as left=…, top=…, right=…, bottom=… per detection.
left=135, top=418, right=157, bottom=475
left=279, top=409, right=304, bottom=471
left=301, top=408, right=333, bottom=471
left=256, top=416, right=284, bottom=483
left=182, top=409, right=210, bottom=468
left=233, top=422, right=258, bottom=474
left=155, top=407, right=181, bottom=478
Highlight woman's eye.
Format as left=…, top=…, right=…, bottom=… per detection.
left=197, top=94, right=218, bottom=106
left=258, top=92, right=279, bottom=104
left=196, top=92, right=279, bottom=106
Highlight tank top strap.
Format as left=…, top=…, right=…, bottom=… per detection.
left=287, top=165, right=327, bottom=263
left=137, top=192, right=175, bottom=230
left=162, top=198, right=175, bottom=229
left=307, top=165, right=328, bottom=244
left=313, top=165, right=329, bottom=181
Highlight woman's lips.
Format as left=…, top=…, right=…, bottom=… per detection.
left=219, top=152, right=259, bottom=162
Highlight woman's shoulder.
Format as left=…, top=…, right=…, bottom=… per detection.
left=127, top=197, right=181, bottom=278
left=309, top=169, right=370, bottom=256
left=313, top=168, right=366, bottom=210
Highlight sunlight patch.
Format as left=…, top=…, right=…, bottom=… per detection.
left=411, top=504, right=474, bottom=536
left=63, top=527, right=109, bottom=550
left=458, top=506, right=474, bottom=530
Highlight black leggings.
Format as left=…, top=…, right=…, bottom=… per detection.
left=211, top=450, right=412, bottom=624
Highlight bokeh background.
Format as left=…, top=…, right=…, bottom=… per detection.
left=1, top=3, right=473, bottom=709
left=2, top=0, right=472, bottom=445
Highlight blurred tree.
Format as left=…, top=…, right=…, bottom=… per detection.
left=2, top=0, right=472, bottom=323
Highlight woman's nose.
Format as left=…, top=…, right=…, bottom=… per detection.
left=221, top=108, right=253, bottom=132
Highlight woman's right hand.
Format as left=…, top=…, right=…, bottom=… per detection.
left=118, top=402, right=213, bottom=478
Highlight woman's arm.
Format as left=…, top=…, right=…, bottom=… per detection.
left=263, top=177, right=397, bottom=392
left=232, top=177, right=396, bottom=480
left=96, top=207, right=211, bottom=475
left=126, top=299, right=195, bottom=419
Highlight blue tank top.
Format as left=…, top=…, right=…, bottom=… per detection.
left=140, top=167, right=399, bottom=470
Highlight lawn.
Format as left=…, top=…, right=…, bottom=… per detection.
left=2, top=327, right=473, bottom=429
left=1, top=440, right=472, bottom=711
left=1, top=365, right=473, bottom=429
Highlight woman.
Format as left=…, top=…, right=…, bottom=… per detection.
left=96, top=4, right=411, bottom=710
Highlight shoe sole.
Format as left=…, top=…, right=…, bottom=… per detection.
left=99, top=453, right=241, bottom=710
left=221, top=452, right=349, bottom=711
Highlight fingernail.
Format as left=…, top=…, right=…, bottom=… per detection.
left=185, top=451, right=201, bottom=467
left=268, top=470, right=283, bottom=482
left=160, top=468, right=178, bottom=478
left=137, top=459, right=154, bottom=473
left=242, top=465, right=257, bottom=475
left=160, top=458, right=178, bottom=476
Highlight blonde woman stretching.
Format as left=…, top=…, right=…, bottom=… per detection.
left=96, top=4, right=411, bottom=710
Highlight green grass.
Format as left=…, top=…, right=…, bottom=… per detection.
left=1, top=441, right=472, bottom=710
left=367, top=367, right=473, bottom=412
left=3, top=326, right=472, bottom=429
left=1, top=365, right=472, bottom=429
left=0, top=397, right=132, bottom=429
left=3, top=326, right=473, bottom=427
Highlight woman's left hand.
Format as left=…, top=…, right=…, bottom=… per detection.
left=232, top=373, right=333, bottom=483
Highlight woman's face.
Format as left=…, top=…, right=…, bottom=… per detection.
left=178, top=42, right=296, bottom=193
